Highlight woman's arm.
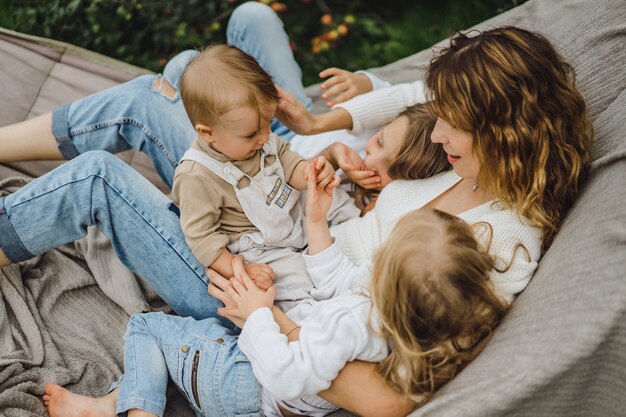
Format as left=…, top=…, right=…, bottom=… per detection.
left=319, top=361, right=417, bottom=417
left=334, top=81, right=427, bottom=136
left=276, top=89, right=354, bottom=135
left=276, top=81, right=426, bottom=138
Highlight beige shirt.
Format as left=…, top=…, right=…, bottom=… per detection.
left=172, top=133, right=306, bottom=266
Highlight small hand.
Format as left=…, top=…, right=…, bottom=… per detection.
left=330, top=143, right=364, bottom=173
left=306, top=161, right=341, bottom=224
left=219, top=256, right=276, bottom=325
left=207, top=267, right=244, bottom=327
left=346, top=168, right=382, bottom=190
left=243, top=262, right=275, bottom=290
left=310, top=155, right=337, bottom=191
left=319, top=67, right=373, bottom=107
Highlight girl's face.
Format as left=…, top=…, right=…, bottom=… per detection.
left=364, top=116, right=409, bottom=188
left=430, top=118, right=480, bottom=179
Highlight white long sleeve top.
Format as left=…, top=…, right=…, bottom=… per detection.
left=330, top=170, right=542, bottom=303
left=334, top=80, right=426, bottom=136
left=238, top=243, right=388, bottom=416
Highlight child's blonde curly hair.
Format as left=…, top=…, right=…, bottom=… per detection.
left=371, top=208, right=508, bottom=405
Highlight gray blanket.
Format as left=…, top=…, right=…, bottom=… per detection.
left=0, top=177, right=125, bottom=415
left=0, top=178, right=193, bottom=416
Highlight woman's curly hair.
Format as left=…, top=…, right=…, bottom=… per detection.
left=426, top=27, right=593, bottom=253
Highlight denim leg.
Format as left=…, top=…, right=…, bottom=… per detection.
left=51, top=75, right=195, bottom=188
left=116, top=314, right=169, bottom=417
left=227, top=1, right=312, bottom=141
left=0, top=151, right=223, bottom=321
left=162, top=50, right=199, bottom=90
left=118, top=312, right=261, bottom=417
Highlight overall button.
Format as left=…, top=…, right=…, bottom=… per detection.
left=181, top=345, right=189, bottom=353
left=223, top=167, right=231, bottom=174
left=216, top=338, right=224, bottom=344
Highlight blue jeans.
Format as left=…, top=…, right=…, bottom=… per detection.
left=50, top=1, right=310, bottom=189
left=0, top=3, right=305, bottom=413
left=0, top=151, right=224, bottom=320
left=115, top=312, right=260, bottom=417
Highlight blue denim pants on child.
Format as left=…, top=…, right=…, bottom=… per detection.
left=114, top=312, right=261, bottom=417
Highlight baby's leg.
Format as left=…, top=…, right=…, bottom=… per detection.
left=43, top=384, right=117, bottom=417
left=115, top=313, right=172, bottom=417
left=0, top=112, right=62, bottom=162
left=122, top=312, right=261, bottom=417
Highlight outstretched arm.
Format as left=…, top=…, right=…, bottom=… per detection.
left=276, top=86, right=354, bottom=135
left=320, top=361, right=417, bottom=417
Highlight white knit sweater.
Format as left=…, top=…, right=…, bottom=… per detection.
left=334, top=80, right=426, bottom=136
left=238, top=244, right=388, bottom=416
left=330, top=171, right=542, bottom=303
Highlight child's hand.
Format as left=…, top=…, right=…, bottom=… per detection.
left=306, top=161, right=341, bottom=224
left=328, top=143, right=381, bottom=189
left=207, top=267, right=245, bottom=328
left=310, top=156, right=336, bottom=191
left=243, top=262, right=275, bottom=290
left=346, top=169, right=382, bottom=190
left=219, top=256, right=276, bottom=325
left=319, top=68, right=373, bottom=107
left=330, top=142, right=364, bottom=174
left=275, top=85, right=317, bottom=135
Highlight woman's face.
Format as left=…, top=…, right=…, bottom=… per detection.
left=364, top=116, right=408, bottom=188
left=430, top=118, right=480, bottom=179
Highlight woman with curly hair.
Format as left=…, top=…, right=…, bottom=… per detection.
left=0, top=8, right=592, bottom=416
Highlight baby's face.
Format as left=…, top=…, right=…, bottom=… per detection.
left=208, top=102, right=276, bottom=161
left=364, top=116, right=408, bottom=188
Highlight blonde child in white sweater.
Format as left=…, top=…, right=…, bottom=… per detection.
left=207, top=163, right=509, bottom=416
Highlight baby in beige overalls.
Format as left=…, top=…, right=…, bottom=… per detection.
left=172, top=45, right=359, bottom=311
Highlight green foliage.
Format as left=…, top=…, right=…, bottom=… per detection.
left=1, top=0, right=525, bottom=86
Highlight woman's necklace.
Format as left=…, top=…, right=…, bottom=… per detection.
left=472, top=183, right=480, bottom=192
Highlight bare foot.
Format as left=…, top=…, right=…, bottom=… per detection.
left=43, top=384, right=117, bottom=417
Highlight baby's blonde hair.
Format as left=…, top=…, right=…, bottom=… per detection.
left=180, top=44, right=279, bottom=127
left=370, top=208, right=509, bottom=405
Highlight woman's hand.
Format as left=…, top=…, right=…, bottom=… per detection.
left=243, top=262, right=275, bottom=290
left=210, top=256, right=276, bottom=327
left=275, top=85, right=318, bottom=135
left=276, top=85, right=355, bottom=135
left=319, top=68, right=373, bottom=107
left=329, top=142, right=364, bottom=173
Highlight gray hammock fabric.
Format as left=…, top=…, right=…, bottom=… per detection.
left=1, top=0, right=625, bottom=415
